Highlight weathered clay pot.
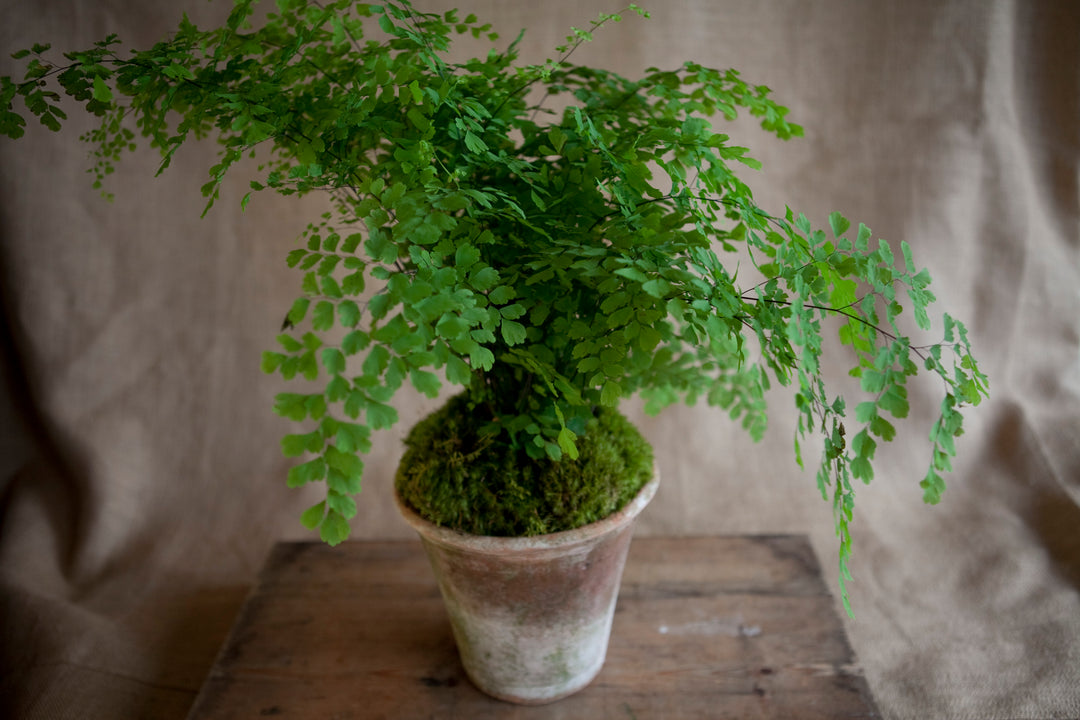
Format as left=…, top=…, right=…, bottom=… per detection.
left=394, top=469, right=659, bottom=704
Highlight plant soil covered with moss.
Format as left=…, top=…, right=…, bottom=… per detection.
left=396, top=393, right=654, bottom=536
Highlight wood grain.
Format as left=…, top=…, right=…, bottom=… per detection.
left=186, top=536, right=879, bottom=719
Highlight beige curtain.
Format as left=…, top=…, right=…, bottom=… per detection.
left=1, top=1, right=1077, bottom=717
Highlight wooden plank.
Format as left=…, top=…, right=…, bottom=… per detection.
left=187, top=536, right=879, bottom=719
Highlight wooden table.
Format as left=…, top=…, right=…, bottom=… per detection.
left=186, top=535, right=880, bottom=719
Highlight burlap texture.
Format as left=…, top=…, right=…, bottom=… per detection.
left=1, top=1, right=1077, bottom=718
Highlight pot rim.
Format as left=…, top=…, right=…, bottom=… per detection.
left=393, top=463, right=659, bottom=555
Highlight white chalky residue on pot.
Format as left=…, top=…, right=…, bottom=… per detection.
left=445, top=588, right=617, bottom=702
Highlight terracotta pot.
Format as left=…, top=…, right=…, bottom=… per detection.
left=394, top=468, right=659, bottom=704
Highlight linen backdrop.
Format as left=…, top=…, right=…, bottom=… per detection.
left=1, top=1, right=1078, bottom=718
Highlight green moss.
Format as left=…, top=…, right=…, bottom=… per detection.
left=395, top=394, right=654, bottom=536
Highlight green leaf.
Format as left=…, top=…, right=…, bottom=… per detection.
left=855, top=401, right=877, bottom=424
left=851, top=456, right=874, bottom=482
left=860, top=369, right=885, bottom=394
left=549, top=126, right=567, bottom=153
left=274, top=393, right=306, bottom=421
left=287, top=297, right=310, bottom=326
left=557, top=427, right=579, bottom=460
left=298, top=351, right=318, bottom=381
left=901, top=240, right=917, bottom=274
left=342, top=271, right=365, bottom=296
left=365, top=229, right=396, bottom=263
left=327, top=491, right=358, bottom=519
left=921, top=467, right=945, bottom=504
left=369, top=293, right=392, bottom=320
left=641, top=278, right=671, bottom=299
left=342, top=233, right=363, bottom=253
left=795, top=213, right=812, bottom=235
left=879, top=385, right=909, bottom=419
left=600, top=380, right=622, bottom=406
left=342, top=330, right=370, bottom=355
left=856, top=223, right=872, bottom=251
left=313, top=301, right=335, bottom=331
left=830, top=277, right=858, bottom=310
left=326, top=375, right=349, bottom=402
left=614, top=267, right=648, bottom=283
left=499, top=303, right=526, bottom=320
left=362, top=345, right=390, bottom=377
left=367, top=401, right=398, bottom=429
left=300, top=501, right=326, bottom=530
left=287, top=457, right=326, bottom=488
left=470, top=266, right=499, bottom=291
left=322, top=348, right=345, bottom=375
left=464, top=130, right=487, bottom=153
left=501, top=319, right=526, bottom=346
left=489, top=285, right=516, bottom=304
left=408, top=79, right=423, bottom=104
left=281, top=431, right=322, bottom=457
left=92, top=75, right=112, bottom=103
left=637, top=325, right=662, bottom=351
left=445, top=354, right=472, bottom=385
left=436, top=313, right=469, bottom=340
left=336, top=422, right=371, bottom=454
left=757, top=262, right=779, bottom=279
left=278, top=334, right=304, bottom=356
left=338, top=300, right=360, bottom=328
left=415, top=293, right=459, bottom=323
left=261, top=351, right=284, bottom=374
left=319, top=510, right=350, bottom=545
left=344, top=390, right=366, bottom=419
left=470, top=344, right=495, bottom=371
left=410, top=368, right=441, bottom=398
left=305, top=393, right=327, bottom=420
left=325, top=445, right=363, bottom=478
left=828, top=211, right=850, bottom=238
left=877, top=238, right=894, bottom=267
left=321, top=275, right=343, bottom=298
left=455, top=243, right=480, bottom=269
left=870, top=415, right=896, bottom=441
left=851, top=427, right=876, bottom=458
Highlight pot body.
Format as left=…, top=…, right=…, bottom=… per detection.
left=394, top=470, right=659, bottom=704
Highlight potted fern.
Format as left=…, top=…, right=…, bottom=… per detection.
left=2, top=0, right=987, bottom=704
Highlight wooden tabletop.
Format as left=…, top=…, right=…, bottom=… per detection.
left=186, top=535, right=879, bottom=719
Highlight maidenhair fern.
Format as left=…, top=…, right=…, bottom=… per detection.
left=2, top=0, right=988, bottom=612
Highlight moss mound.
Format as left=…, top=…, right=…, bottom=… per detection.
left=395, top=394, right=654, bottom=536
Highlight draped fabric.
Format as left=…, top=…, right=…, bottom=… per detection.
left=1, top=1, right=1077, bottom=717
